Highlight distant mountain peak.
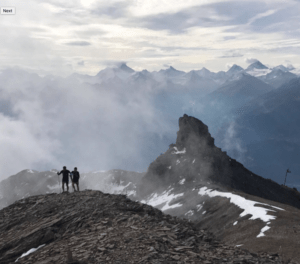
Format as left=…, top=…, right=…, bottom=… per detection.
left=246, top=61, right=268, bottom=71
left=118, top=63, right=134, bottom=73
left=227, top=64, right=244, bottom=74
left=199, top=67, right=211, bottom=73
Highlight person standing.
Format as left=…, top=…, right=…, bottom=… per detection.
left=71, top=167, right=80, bottom=192
left=57, top=166, right=71, bottom=192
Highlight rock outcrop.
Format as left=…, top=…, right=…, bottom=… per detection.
left=139, top=114, right=300, bottom=209
left=0, top=190, right=285, bottom=263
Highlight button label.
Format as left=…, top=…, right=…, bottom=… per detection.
left=1, top=7, right=16, bottom=15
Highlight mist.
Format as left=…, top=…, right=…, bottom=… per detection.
left=0, top=67, right=176, bottom=180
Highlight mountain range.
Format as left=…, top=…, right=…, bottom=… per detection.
left=0, top=60, right=300, bottom=189
left=1, top=114, right=300, bottom=262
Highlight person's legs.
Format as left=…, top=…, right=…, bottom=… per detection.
left=62, top=182, right=65, bottom=192
left=76, top=182, right=79, bottom=191
left=66, top=181, right=69, bottom=192
left=72, top=181, right=76, bottom=192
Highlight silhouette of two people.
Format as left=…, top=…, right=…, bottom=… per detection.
left=57, top=166, right=80, bottom=192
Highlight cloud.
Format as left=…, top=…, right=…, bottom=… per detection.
left=226, top=63, right=233, bottom=70
left=133, top=5, right=230, bottom=34
left=65, top=41, right=91, bottom=46
left=91, top=1, right=131, bottom=18
left=219, top=52, right=243, bottom=58
left=77, top=61, right=85, bottom=66
left=0, top=67, right=174, bottom=180
left=245, top=57, right=259, bottom=64
left=221, top=121, right=247, bottom=164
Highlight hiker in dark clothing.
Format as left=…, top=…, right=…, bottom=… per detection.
left=57, top=166, right=71, bottom=192
left=71, top=167, right=80, bottom=192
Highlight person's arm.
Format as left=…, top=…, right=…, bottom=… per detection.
left=57, top=170, right=61, bottom=175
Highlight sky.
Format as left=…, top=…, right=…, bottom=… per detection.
left=1, top=0, right=300, bottom=76
left=1, top=0, right=300, bottom=181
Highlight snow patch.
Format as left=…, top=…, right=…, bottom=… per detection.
left=233, top=221, right=238, bottom=225
left=257, top=223, right=271, bottom=238
left=141, top=189, right=184, bottom=212
left=15, top=244, right=45, bottom=262
left=168, top=166, right=171, bottom=169
left=192, top=159, right=195, bottom=164
left=198, top=187, right=284, bottom=238
left=171, top=147, right=186, bottom=155
left=176, top=160, right=180, bottom=165
left=27, top=169, right=34, bottom=173
left=185, top=210, right=194, bottom=217
left=179, top=179, right=185, bottom=185
left=196, top=204, right=203, bottom=212
left=202, top=211, right=206, bottom=214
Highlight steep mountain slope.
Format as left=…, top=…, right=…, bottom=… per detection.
left=246, top=61, right=269, bottom=71
left=0, top=190, right=286, bottom=264
left=190, top=73, right=274, bottom=135
left=225, top=64, right=244, bottom=77
left=139, top=114, right=300, bottom=208
left=138, top=114, right=300, bottom=262
left=214, top=77, right=300, bottom=186
left=258, top=69, right=297, bottom=88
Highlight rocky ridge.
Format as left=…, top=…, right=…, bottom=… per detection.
left=0, top=190, right=287, bottom=264
left=139, top=114, right=300, bottom=210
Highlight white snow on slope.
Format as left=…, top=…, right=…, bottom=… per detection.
left=15, top=244, right=45, bottom=262
left=196, top=204, right=203, bottom=211
left=179, top=179, right=185, bottom=185
left=27, top=169, right=34, bottom=173
left=257, top=224, right=271, bottom=238
left=198, top=187, right=284, bottom=237
left=141, top=188, right=184, bottom=211
left=171, top=147, right=186, bottom=155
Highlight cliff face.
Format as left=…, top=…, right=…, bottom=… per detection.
left=140, top=114, right=300, bottom=209
left=0, top=190, right=285, bottom=264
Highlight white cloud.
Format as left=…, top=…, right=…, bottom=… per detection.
left=247, top=9, right=278, bottom=25
left=245, top=58, right=259, bottom=64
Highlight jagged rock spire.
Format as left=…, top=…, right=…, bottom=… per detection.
left=176, top=114, right=215, bottom=153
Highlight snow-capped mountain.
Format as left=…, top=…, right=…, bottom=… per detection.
left=137, top=114, right=300, bottom=262
left=258, top=68, right=297, bottom=88
left=245, top=61, right=271, bottom=77
left=246, top=61, right=269, bottom=71
left=95, top=63, right=135, bottom=82
left=199, top=73, right=273, bottom=121
left=272, top=65, right=291, bottom=72
left=195, top=67, right=214, bottom=79
left=226, top=64, right=244, bottom=76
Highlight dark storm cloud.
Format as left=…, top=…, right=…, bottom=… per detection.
left=65, top=41, right=91, bottom=46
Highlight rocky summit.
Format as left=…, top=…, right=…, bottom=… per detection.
left=139, top=114, right=300, bottom=210
left=0, top=190, right=286, bottom=264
